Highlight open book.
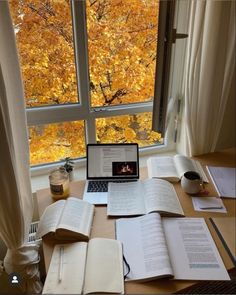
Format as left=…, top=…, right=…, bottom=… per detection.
left=42, top=238, right=124, bottom=294
left=147, top=154, right=209, bottom=182
left=116, top=213, right=230, bottom=281
left=107, top=179, right=184, bottom=217
left=36, top=197, right=94, bottom=241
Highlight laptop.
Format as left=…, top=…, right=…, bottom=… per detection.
left=83, top=143, right=139, bottom=205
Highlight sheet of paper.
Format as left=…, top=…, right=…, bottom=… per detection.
left=162, top=218, right=230, bottom=280
left=192, top=197, right=227, bottom=213
left=207, top=166, right=236, bottom=198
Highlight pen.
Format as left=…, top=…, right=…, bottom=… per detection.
left=200, top=206, right=223, bottom=210
left=58, top=246, right=64, bottom=282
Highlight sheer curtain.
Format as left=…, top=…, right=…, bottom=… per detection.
left=0, top=2, right=42, bottom=293
left=182, top=0, right=235, bottom=156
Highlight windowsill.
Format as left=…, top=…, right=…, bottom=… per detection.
left=31, top=150, right=176, bottom=193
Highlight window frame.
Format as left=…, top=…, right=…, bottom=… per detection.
left=27, top=0, right=189, bottom=175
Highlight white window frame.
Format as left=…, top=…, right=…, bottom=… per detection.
left=28, top=0, right=189, bottom=176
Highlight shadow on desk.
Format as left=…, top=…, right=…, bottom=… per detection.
left=175, top=268, right=236, bottom=294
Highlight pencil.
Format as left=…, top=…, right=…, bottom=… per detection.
left=58, top=246, right=64, bottom=282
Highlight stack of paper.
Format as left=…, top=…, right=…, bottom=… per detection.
left=206, top=166, right=236, bottom=198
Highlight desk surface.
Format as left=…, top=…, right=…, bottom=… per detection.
left=36, top=147, right=236, bottom=294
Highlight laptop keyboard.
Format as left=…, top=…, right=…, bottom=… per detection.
left=87, top=181, right=109, bottom=192
left=87, top=180, right=135, bottom=193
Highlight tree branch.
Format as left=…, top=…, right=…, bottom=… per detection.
left=27, top=3, right=73, bottom=47
left=105, top=88, right=127, bottom=105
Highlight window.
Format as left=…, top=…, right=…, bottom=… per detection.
left=9, top=0, right=180, bottom=169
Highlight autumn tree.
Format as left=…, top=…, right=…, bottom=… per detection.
left=9, top=0, right=162, bottom=165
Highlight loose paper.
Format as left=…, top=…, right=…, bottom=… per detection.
left=192, top=197, right=227, bottom=213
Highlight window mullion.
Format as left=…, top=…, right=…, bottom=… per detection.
left=27, top=105, right=85, bottom=126
left=85, top=118, right=96, bottom=143
left=90, top=102, right=153, bottom=119
left=71, top=1, right=90, bottom=113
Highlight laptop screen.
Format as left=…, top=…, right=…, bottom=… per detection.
left=87, top=143, right=139, bottom=180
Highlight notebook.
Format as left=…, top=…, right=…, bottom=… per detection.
left=83, top=143, right=139, bottom=205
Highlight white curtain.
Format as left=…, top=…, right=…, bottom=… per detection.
left=0, top=2, right=42, bottom=293
left=183, top=0, right=235, bottom=156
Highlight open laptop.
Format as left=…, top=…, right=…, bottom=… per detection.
left=83, top=143, right=139, bottom=205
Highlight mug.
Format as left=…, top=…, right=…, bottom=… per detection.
left=181, top=171, right=203, bottom=194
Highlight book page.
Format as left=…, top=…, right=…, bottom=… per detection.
left=36, top=200, right=65, bottom=239
left=83, top=238, right=124, bottom=294
left=107, top=181, right=145, bottom=216
left=147, top=157, right=179, bottom=181
left=174, top=155, right=208, bottom=182
left=162, top=218, right=230, bottom=280
left=57, top=197, right=94, bottom=239
left=42, top=242, right=87, bottom=294
left=174, top=154, right=196, bottom=178
left=116, top=213, right=173, bottom=281
left=143, top=179, right=184, bottom=216
left=191, top=160, right=209, bottom=182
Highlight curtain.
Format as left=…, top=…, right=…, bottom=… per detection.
left=0, top=2, right=42, bottom=293
left=183, top=0, right=235, bottom=156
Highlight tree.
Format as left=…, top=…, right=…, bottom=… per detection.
left=9, top=0, right=161, bottom=165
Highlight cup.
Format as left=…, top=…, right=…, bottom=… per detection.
left=49, top=168, right=70, bottom=200
left=181, top=171, right=203, bottom=195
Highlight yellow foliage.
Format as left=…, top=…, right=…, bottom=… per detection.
left=9, top=0, right=162, bottom=165
left=124, top=128, right=136, bottom=141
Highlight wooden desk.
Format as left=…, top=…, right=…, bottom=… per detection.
left=36, top=148, right=236, bottom=294
left=210, top=217, right=236, bottom=266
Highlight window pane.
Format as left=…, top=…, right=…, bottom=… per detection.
left=29, top=121, right=85, bottom=165
left=87, top=0, right=159, bottom=107
left=96, top=113, right=163, bottom=147
left=9, top=0, right=78, bottom=107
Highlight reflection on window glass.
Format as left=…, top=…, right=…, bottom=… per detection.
left=96, top=113, right=163, bottom=147
left=87, top=0, right=159, bottom=107
left=29, top=121, right=85, bottom=165
left=9, top=0, right=78, bottom=107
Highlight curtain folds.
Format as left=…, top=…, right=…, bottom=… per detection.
left=0, top=2, right=42, bottom=293
left=183, top=0, right=235, bottom=156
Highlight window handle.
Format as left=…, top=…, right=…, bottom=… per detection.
left=92, top=107, right=107, bottom=112
left=172, top=28, right=188, bottom=43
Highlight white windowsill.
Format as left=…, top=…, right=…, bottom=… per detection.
left=31, top=150, right=176, bottom=193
